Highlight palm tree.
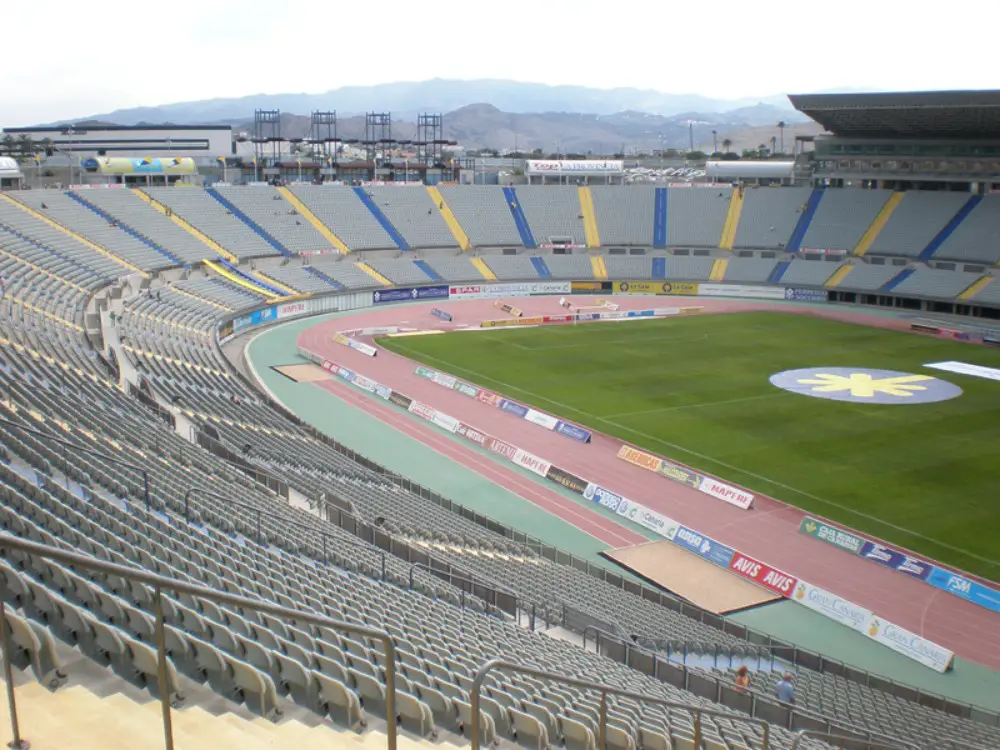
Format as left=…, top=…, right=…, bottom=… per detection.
left=722, top=138, right=733, bottom=154
left=777, top=121, right=786, bottom=155
left=712, top=130, right=718, bottom=154
left=770, top=136, right=778, bottom=156
left=15, top=134, right=34, bottom=158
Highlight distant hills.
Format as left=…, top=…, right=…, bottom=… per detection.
left=49, top=78, right=842, bottom=153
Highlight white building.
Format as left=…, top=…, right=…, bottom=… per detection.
left=0, top=125, right=233, bottom=165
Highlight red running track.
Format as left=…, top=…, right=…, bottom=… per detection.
left=296, top=296, right=1000, bottom=669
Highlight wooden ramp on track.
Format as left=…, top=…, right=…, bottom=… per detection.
left=272, top=363, right=333, bottom=383
left=602, top=540, right=780, bottom=615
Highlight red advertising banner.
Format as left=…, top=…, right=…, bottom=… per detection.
left=728, top=553, right=798, bottom=597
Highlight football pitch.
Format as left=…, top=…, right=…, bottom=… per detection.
left=380, top=312, right=1000, bottom=580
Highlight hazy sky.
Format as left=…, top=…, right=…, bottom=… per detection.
left=4, top=0, right=996, bottom=125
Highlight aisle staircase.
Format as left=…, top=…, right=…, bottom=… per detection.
left=0, top=192, right=145, bottom=276
left=919, top=195, right=982, bottom=261
left=652, top=187, right=668, bottom=249
left=206, top=188, right=293, bottom=258
left=502, top=187, right=536, bottom=249
left=276, top=186, right=349, bottom=254
left=204, top=259, right=284, bottom=301
left=958, top=275, right=993, bottom=301
left=356, top=262, right=392, bottom=286
left=470, top=257, right=497, bottom=280
left=134, top=188, right=238, bottom=264
left=66, top=190, right=183, bottom=266
left=709, top=258, right=728, bottom=282
left=853, top=192, right=903, bottom=257
left=352, top=188, right=409, bottom=250
left=719, top=189, right=744, bottom=250
left=785, top=188, right=824, bottom=253
left=590, top=255, right=608, bottom=279
left=426, top=186, right=470, bottom=250
left=824, top=264, right=854, bottom=288
left=578, top=186, right=601, bottom=248
left=1, top=679, right=449, bottom=750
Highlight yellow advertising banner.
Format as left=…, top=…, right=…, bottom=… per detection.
left=480, top=316, right=545, bottom=329
left=571, top=281, right=604, bottom=292
left=613, top=281, right=699, bottom=296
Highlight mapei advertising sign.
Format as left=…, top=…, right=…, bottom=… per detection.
left=373, top=285, right=449, bottom=305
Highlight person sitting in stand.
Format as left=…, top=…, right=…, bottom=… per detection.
left=735, top=666, right=751, bottom=693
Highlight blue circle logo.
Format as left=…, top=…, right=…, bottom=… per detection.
left=769, top=367, right=962, bottom=405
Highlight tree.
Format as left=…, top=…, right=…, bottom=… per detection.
left=722, top=138, right=733, bottom=154
left=777, top=121, right=786, bottom=155
left=0, top=135, right=15, bottom=156
left=16, top=134, right=34, bottom=157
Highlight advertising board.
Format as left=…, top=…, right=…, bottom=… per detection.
left=673, top=526, right=735, bottom=567
left=525, top=160, right=624, bottom=175
left=865, top=617, right=954, bottom=673
left=697, top=284, right=787, bottom=300
left=372, top=285, right=449, bottom=305
left=613, top=281, right=699, bottom=296
left=784, top=288, right=830, bottom=303
left=728, top=553, right=798, bottom=597
left=697, top=476, right=754, bottom=510
left=858, top=542, right=933, bottom=581
left=792, top=581, right=872, bottom=632
left=925, top=568, right=1000, bottom=614
left=799, top=517, right=866, bottom=554
left=449, top=282, right=571, bottom=300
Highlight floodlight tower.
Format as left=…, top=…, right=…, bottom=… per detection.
left=253, top=109, right=282, bottom=165
left=310, top=111, right=338, bottom=162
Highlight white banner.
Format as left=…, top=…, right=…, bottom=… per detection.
left=277, top=301, right=310, bottom=319
left=432, top=372, right=458, bottom=389
left=513, top=449, right=551, bottom=478
left=792, top=581, right=871, bottom=632
left=449, top=282, right=571, bottom=300
left=432, top=412, right=460, bottom=433
left=524, top=409, right=559, bottom=430
left=408, top=401, right=437, bottom=422
left=698, top=476, right=755, bottom=510
left=865, top=617, right=954, bottom=673
left=925, top=361, right=1000, bottom=382
left=697, top=284, right=787, bottom=300
left=526, top=159, right=624, bottom=175
left=347, top=339, right=378, bottom=357
left=353, top=374, right=377, bottom=393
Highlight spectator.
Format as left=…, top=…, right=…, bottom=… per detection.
left=775, top=672, right=795, bottom=704
left=734, top=666, right=750, bottom=693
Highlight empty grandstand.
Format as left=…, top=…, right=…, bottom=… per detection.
left=3, top=89, right=1000, bottom=750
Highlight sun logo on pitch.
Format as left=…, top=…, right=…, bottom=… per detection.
left=768, top=367, right=962, bottom=405
left=794, top=372, right=932, bottom=399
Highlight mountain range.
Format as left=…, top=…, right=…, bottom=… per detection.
left=65, top=78, right=823, bottom=126
left=52, top=78, right=845, bottom=153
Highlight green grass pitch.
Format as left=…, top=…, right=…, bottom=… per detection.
left=380, top=312, right=1000, bottom=580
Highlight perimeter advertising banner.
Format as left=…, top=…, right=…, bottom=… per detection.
left=613, top=281, right=699, bottom=296
left=449, top=282, right=571, bottom=300
left=373, top=285, right=449, bottom=305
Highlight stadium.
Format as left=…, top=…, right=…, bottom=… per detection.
left=0, top=90, right=999, bottom=750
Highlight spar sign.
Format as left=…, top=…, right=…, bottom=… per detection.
left=449, top=282, right=571, bottom=300
left=728, top=553, right=798, bottom=597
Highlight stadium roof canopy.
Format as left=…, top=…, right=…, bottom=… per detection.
left=787, top=90, right=1000, bottom=139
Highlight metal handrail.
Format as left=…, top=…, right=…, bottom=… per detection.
left=182, top=487, right=389, bottom=579
left=0, top=415, right=151, bottom=510
left=0, top=533, right=398, bottom=750
left=790, top=730, right=919, bottom=750
left=406, top=561, right=536, bottom=625
left=581, top=625, right=914, bottom=749
left=470, top=658, right=771, bottom=750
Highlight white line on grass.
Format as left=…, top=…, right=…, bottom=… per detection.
left=386, top=342, right=1000, bottom=572
left=605, top=393, right=786, bottom=418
